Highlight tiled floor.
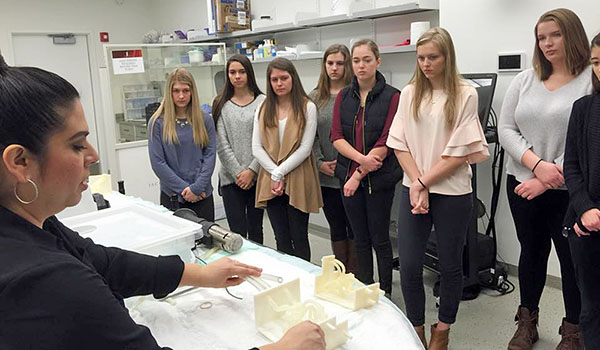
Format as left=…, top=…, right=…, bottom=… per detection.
left=221, top=216, right=567, bottom=350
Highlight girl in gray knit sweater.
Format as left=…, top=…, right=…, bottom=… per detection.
left=309, top=44, right=357, bottom=273
left=498, top=9, right=591, bottom=350
left=213, top=55, right=265, bottom=244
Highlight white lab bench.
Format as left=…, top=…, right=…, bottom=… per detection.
left=61, top=192, right=423, bottom=349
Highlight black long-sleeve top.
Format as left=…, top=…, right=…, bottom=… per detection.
left=0, top=206, right=185, bottom=350
left=564, top=93, right=600, bottom=225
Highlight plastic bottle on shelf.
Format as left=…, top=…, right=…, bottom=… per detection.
left=271, top=40, right=277, bottom=57
left=256, top=43, right=264, bottom=60
left=263, top=39, right=272, bottom=58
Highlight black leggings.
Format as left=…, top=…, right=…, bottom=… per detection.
left=341, top=186, right=394, bottom=294
left=160, top=192, right=215, bottom=222
left=266, top=194, right=311, bottom=262
left=221, top=184, right=264, bottom=244
left=321, top=186, right=353, bottom=241
left=506, top=175, right=580, bottom=324
left=570, top=234, right=600, bottom=348
left=397, top=187, right=472, bottom=325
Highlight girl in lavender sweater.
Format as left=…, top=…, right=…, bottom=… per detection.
left=148, top=68, right=216, bottom=220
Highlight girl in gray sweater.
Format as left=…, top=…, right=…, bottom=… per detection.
left=498, top=9, right=591, bottom=350
left=213, top=55, right=265, bottom=243
left=309, top=44, right=357, bottom=273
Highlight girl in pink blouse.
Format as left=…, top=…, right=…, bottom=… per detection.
left=387, top=27, right=489, bottom=350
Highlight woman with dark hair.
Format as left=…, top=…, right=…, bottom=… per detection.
left=252, top=58, right=322, bottom=262
left=148, top=68, right=216, bottom=221
left=498, top=8, right=591, bottom=350
left=309, top=44, right=357, bottom=272
left=213, top=54, right=265, bottom=244
left=564, top=32, right=600, bottom=349
left=387, top=27, right=489, bottom=349
left=0, top=54, right=325, bottom=350
left=330, top=39, right=402, bottom=297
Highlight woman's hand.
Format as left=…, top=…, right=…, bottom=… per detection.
left=343, top=177, right=360, bottom=197
left=181, top=257, right=262, bottom=288
left=514, top=178, right=547, bottom=200
left=271, top=180, right=285, bottom=196
left=359, top=154, right=382, bottom=173
left=181, top=187, right=201, bottom=203
left=580, top=208, right=600, bottom=232
left=409, top=181, right=429, bottom=214
left=236, top=169, right=256, bottom=190
left=319, top=161, right=336, bottom=177
left=260, top=321, right=326, bottom=350
left=412, top=190, right=429, bottom=215
left=574, top=222, right=590, bottom=237
left=533, top=161, right=564, bottom=189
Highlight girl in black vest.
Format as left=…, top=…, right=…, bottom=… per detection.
left=330, top=39, right=402, bottom=296
left=564, top=32, right=600, bottom=349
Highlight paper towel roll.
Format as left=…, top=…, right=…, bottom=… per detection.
left=410, top=21, right=431, bottom=45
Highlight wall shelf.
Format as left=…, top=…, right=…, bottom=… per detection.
left=190, top=0, right=439, bottom=43
left=296, top=14, right=359, bottom=27
left=352, top=1, right=438, bottom=19
left=378, top=45, right=416, bottom=54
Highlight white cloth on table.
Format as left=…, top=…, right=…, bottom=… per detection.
left=127, top=242, right=423, bottom=349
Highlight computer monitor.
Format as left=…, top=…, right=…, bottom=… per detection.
left=462, top=73, right=498, bottom=127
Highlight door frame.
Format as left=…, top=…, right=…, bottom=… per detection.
left=8, top=31, right=109, bottom=174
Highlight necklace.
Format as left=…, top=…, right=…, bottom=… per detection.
left=430, top=91, right=444, bottom=105
left=175, top=118, right=189, bottom=128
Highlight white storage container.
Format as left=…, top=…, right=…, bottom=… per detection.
left=61, top=204, right=200, bottom=261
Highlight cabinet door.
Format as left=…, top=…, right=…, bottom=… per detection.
left=135, top=124, right=149, bottom=140
left=119, top=123, right=136, bottom=142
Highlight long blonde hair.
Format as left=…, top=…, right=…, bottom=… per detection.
left=410, top=27, right=462, bottom=128
left=259, top=58, right=309, bottom=135
left=150, top=68, right=209, bottom=147
left=313, top=44, right=353, bottom=109
left=533, top=8, right=590, bottom=81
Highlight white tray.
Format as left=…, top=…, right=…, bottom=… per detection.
left=61, top=204, right=200, bottom=260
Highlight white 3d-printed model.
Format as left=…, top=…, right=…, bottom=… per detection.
left=254, top=278, right=349, bottom=350
left=315, top=255, right=383, bottom=311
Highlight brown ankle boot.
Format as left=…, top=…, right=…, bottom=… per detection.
left=346, top=239, right=358, bottom=275
left=507, top=307, right=539, bottom=350
left=428, top=324, right=449, bottom=350
left=414, top=325, right=427, bottom=349
left=555, top=318, right=584, bottom=350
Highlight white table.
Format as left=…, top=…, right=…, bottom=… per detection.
left=126, top=241, right=423, bottom=349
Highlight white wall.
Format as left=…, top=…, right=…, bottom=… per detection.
left=0, top=0, right=158, bottom=67
left=152, top=0, right=209, bottom=34
left=440, top=0, right=600, bottom=277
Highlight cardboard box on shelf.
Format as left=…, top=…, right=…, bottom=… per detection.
left=214, top=0, right=251, bottom=33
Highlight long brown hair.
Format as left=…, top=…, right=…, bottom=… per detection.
left=533, top=8, right=590, bottom=81
left=212, top=54, right=263, bottom=124
left=592, top=32, right=600, bottom=94
left=313, top=44, right=352, bottom=109
left=150, top=68, right=209, bottom=147
left=259, top=58, right=309, bottom=134
left=410, top=27, right=462, bottom=127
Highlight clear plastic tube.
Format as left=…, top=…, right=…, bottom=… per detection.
left=260, top=273, right=283, bottom=283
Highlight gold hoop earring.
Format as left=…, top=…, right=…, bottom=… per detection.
left=14, top=179, right=39, bottom=205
